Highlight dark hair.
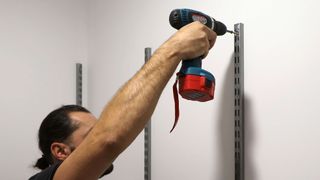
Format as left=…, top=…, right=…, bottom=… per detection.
left=34, top=105, right=90, bottom=170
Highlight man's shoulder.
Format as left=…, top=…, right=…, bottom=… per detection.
left=29, top=163, right=61, bottom=180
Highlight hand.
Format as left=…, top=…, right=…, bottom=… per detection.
left=166, top=21, right=217, bottom=60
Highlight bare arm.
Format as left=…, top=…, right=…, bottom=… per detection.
left=54, top=22, right=217, bottom=180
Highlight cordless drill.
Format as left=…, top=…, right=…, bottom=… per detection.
left=169, top=8, right=233, bottom=132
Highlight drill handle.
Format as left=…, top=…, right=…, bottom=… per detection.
left=180, top=57, right=202, bottom=74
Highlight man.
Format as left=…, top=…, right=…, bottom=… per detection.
left=30, top=21, right=217, bottom=180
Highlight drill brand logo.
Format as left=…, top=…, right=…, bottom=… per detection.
left=191, top=14, right=207, bottom=25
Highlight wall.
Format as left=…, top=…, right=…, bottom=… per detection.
left=243, top=0, right=320, bottom=179
left=0, top=0, right=88, bottom=179
left=88, top=0, right=320, bottom=180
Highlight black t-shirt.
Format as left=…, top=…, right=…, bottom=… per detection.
left=29, top=163, right=61, bottom=180
left=29, top=163, right=113, bottom=180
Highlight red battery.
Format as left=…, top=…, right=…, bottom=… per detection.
left=178, top=74, right=215, bottom=102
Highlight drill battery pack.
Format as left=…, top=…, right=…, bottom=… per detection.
left=177, top=67, right=215, bottom=102
left=178, top=74, right=215, bottom=102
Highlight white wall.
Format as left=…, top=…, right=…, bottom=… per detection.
left=0, top=0, right=88, bottom=179
left=243, top=0, right=320, bottom=179
left=88, top=0, right=320, bottom=180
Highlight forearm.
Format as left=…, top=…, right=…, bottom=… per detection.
left=96, top=41, right=181, bottom=153
left=55, top=42, right=181, bottom=180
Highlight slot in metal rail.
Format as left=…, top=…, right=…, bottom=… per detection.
left=234, top=23, right=244, bottom=180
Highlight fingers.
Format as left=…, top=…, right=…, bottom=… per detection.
left=202, top=38, right=210, bottom=59
left=203, top=25, right=217, bottom=50
left=166, top=21, right=217, bottom=60
left=208, top=37, right=216, bottom=49
left=202, top=25, right=217, bottom=58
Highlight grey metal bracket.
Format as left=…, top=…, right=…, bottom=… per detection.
left=234, top=23, right=244, bottom=180
left=144, top=47, right=152, bottom=180
left=76, top=63, right=83, bottom=106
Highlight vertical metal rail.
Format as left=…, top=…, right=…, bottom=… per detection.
left=144, top=47, right=152, bottom=180
left=76, top=63, right=83, bottom=106
left=234, top=23, right=244, bottom=180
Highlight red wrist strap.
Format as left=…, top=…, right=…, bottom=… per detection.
left=170, top=76, right=180, bottom=133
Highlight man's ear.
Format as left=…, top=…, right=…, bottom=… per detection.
left=50, top=142, right=72, bottom=162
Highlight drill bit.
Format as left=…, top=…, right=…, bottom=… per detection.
left=226, top=30, right=239, bottom=36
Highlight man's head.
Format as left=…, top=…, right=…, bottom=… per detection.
left=34, top=105, right=96, bottom=169
left=34, top=105, right=114, bottom=176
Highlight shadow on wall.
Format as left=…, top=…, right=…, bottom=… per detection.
left=215, top=54, right=257, bottom=180
left=244, top=97, right=257, bottom=180
left=215, top=54, right=234, bottom=180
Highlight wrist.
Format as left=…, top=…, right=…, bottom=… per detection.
left=160, top=38, right=182, bottom=63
